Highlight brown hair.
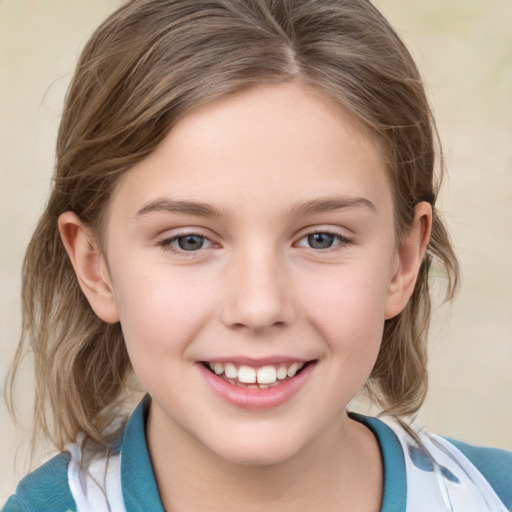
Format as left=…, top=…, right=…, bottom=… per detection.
left=8, top=0, right=459, bottom=452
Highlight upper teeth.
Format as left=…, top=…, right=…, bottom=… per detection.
left=208, top=362, right=305, bottom=384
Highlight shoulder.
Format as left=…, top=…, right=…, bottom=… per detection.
left=2, top=452, right=76, bottom=512
left=360, top=414, right=512, bottom=512
left=444, top=437, right=512, bottom=511
left=404, top=424, right=512, bottom=512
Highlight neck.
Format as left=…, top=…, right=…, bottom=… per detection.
left=146, top=405, right=383, bottom=512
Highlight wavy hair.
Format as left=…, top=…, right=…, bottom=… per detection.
left=8, top=0, right=459, bottom=452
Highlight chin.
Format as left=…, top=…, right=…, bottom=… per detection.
left=206, top=429, right=307, bottom=467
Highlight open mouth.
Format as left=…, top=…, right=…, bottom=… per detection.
left=201, top=360, right=313, bottom=389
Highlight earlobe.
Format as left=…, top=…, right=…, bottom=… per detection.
left=385, top=202, right=432, bottom=319
left=58, top=212, right=119, bottom=324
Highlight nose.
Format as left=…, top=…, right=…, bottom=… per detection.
left=220, top=246, right=297, bottom=335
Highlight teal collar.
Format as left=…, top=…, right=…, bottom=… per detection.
left=121, top=396, right=165, bottom=511
left=350, top=413, right=407, bottom=512
left=120, top=398, right=406, bottom=512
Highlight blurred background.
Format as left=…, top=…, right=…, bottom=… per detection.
left=1, top=0, right=511, bottom=500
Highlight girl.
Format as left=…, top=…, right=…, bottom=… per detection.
left=4, top=1, right=511, bottom=511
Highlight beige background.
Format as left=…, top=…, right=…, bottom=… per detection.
left=1, top=0, right=511, bottom=500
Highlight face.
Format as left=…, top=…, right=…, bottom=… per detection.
left=100, top=82, right=404, bottom=465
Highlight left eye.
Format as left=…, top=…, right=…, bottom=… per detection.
left=296, top=232, right=347, bottom=250
left=160, top=234, right=213, bottom=252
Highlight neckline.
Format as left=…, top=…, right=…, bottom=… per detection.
left=120, top=398, right=406, bottom=512
left=349, top=412, right=407, bottom=512
left=120, top=397, right=165, bottom=511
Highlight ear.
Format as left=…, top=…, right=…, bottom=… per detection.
left=58, top=211, right=119, bottom=323
left=385, top=202, right=432, bottom=319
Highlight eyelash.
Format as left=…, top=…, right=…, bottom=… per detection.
left=157, top=233, right=215, bottom=256
left=157, top=230, right=353, bottom=256
left=295, top=231, right=353, bottom=252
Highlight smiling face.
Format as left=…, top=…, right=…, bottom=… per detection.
left=62, top=82, right=427, bottom=467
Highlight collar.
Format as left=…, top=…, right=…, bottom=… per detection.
left=350, top=413, right=407, bottom=512
left=120, top=396, right=165, bottom=511
left=119, top=397, right=407, bottom=512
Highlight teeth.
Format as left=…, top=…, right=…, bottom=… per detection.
left=257, top=365, right=277, bottom=384
left=238, top=365, right=256, bottom=383
left=206, top=360, right=307, bottom=386
left=224, top=362, right=238, bottom=379
left=276, top=365, right=288, bottom=380
left=287, top=362, right=303, bottom=378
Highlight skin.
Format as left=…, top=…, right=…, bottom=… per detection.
left=59, top=82, right=431, bottom=511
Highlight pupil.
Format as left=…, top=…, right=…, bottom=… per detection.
left=178, top=235, right=204, bottom=251
left=308, top=233, right=334, bottom=249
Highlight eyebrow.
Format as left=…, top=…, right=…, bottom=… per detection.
left=135, top=195, right=376, bottom=219
left=288, top=196, right=376, bottom=216
left=135, top=199, right=229, bottom=218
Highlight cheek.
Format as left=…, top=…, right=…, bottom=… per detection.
left=110, top=262, right=214, bottom=364
left=296, top=261, right=391, bottom=353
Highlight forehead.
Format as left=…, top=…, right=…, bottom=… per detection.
left=110, top=82, right=392, bottom=221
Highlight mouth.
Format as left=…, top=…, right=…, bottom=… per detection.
left=198, top=358, right=317, bottom=410
left=200, top=360, right=313, bottom=389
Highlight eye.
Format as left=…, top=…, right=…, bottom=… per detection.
left=158, top=233, right=214, bottom=254
left=296, top=231, right=351, bottom=250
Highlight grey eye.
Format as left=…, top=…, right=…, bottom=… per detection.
left=177, top=235, right=207, bottom=251
left=306, top=233, right=336, bottom=249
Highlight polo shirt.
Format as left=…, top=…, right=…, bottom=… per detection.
left=3, top=397, right=511, bottom=511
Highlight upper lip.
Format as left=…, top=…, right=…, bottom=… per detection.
left=198, top=355, right=313, bottom=366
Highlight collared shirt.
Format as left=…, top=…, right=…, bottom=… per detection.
left=3, top=397, right=511, bottom=512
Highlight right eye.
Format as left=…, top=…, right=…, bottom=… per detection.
left=158, top=234, right=214, bottom=254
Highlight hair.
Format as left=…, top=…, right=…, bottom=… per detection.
left=8, top=0, right=459, bottom=453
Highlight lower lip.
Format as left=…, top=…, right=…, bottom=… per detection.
left=197, top=362, right=316, bottom=410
